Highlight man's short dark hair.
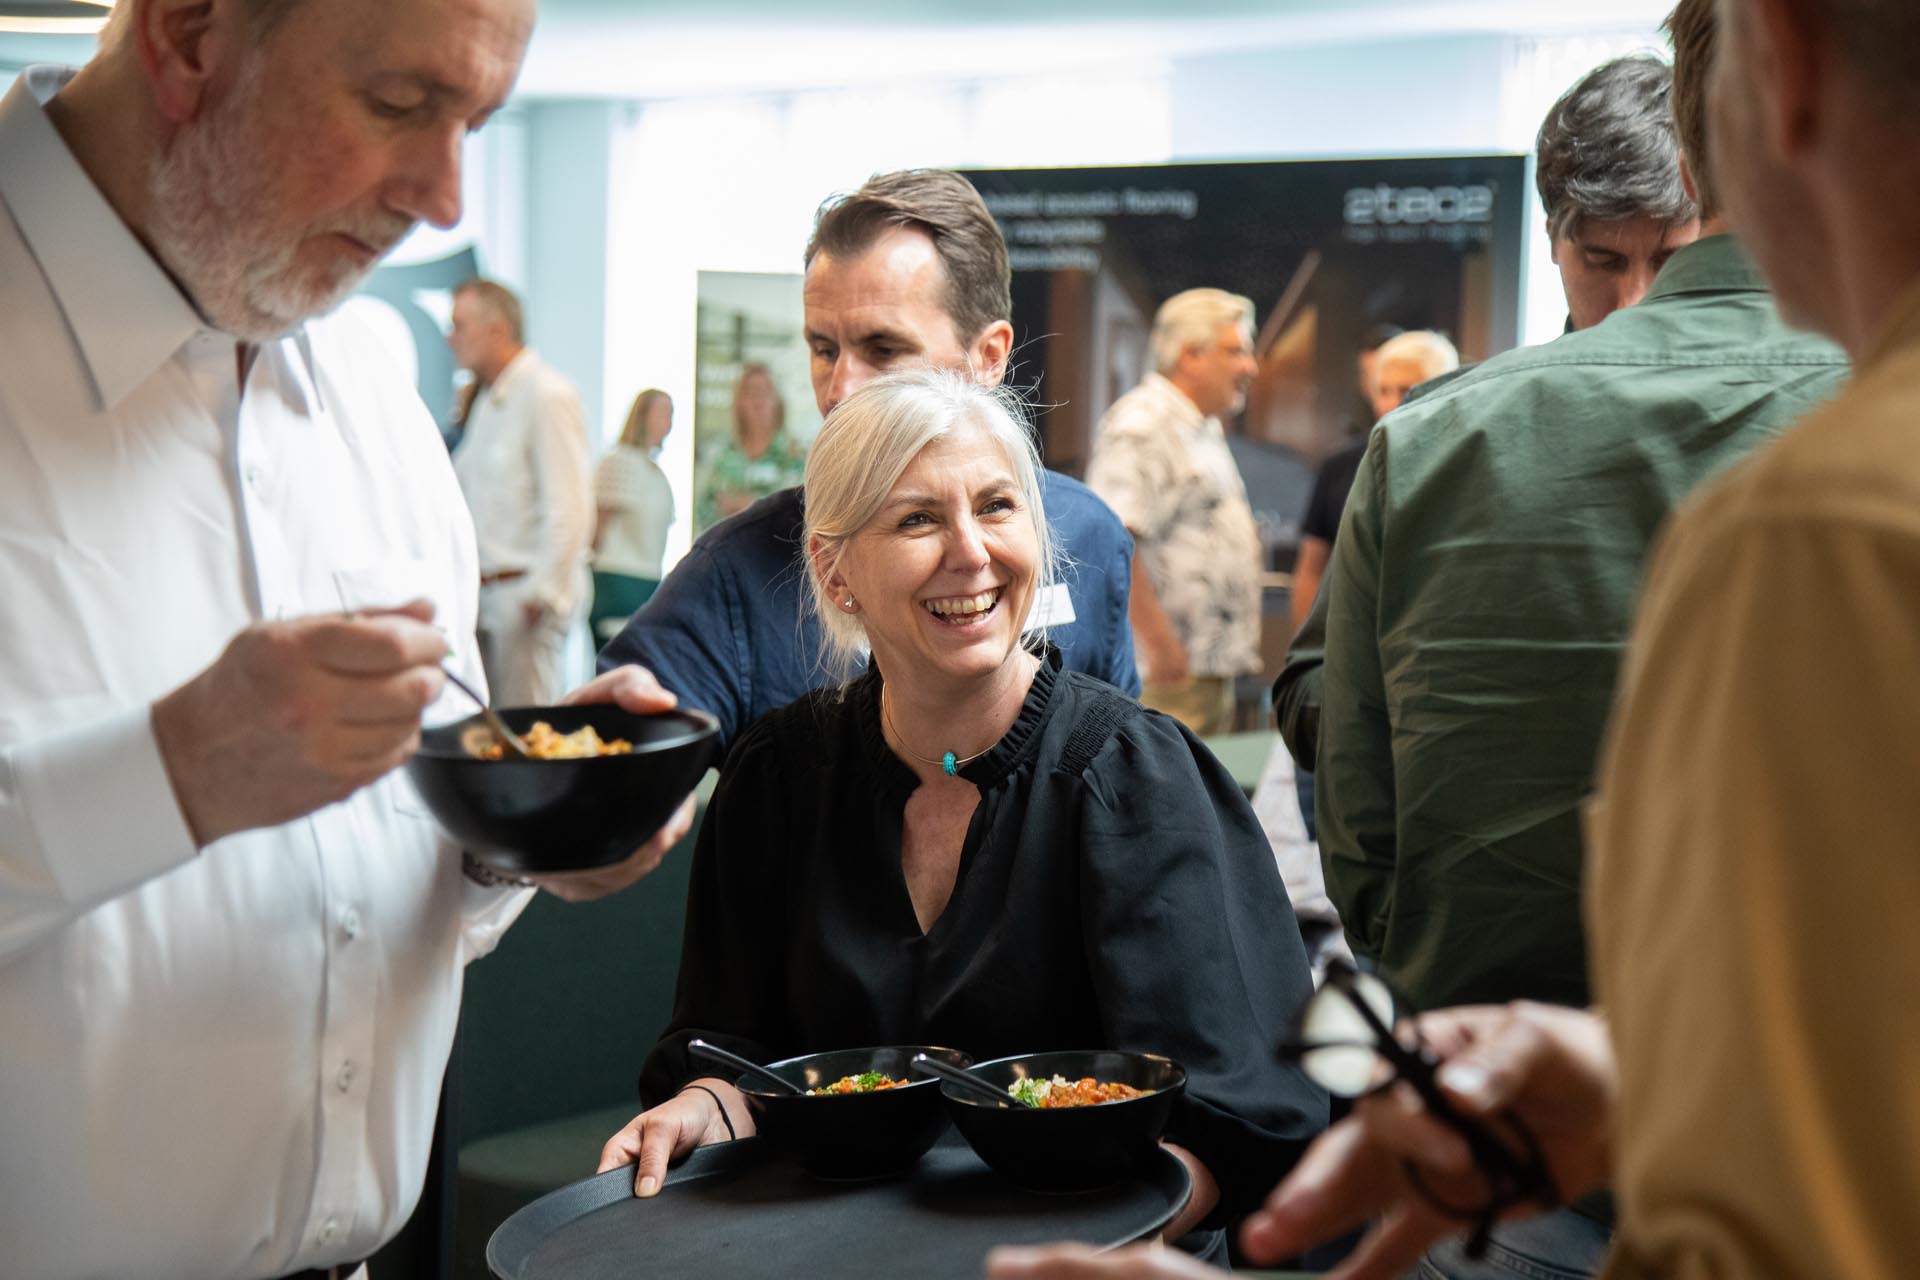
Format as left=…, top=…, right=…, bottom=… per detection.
left=1535, top=54, right=1697, bottom=241
left=1665, top=0, right=1719, bottom=218
left=455, top=278, right=524, bottom=345
left=804, top=169, right=1011, bottom=346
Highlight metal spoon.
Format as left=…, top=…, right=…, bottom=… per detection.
left=910, top=1053, right=1014, bottom=1108
left=438, top=663, right=534, bottom=760
left=689, top=1039, right=802, bottom=1096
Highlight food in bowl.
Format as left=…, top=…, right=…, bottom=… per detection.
left=471, top=720, right=633, bottom=760
left=1007, top=1074, right=1150, bottom=1109
left=806, top=1071, right=908, bottom=1096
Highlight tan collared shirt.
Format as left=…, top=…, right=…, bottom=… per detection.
left=1587, top=287, right=1920, bottom=1278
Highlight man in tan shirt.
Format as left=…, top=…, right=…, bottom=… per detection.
left=987, top=0, right=1920, bottom=1275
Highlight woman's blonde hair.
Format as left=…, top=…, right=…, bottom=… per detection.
left=804, top=368, right=1058, bottom=684
left=618, top=388, right=670, bottom=449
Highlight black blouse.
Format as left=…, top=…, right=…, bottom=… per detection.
left=640, top=652, right=1328, bottom=1213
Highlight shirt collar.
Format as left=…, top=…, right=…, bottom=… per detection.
left=1643, top=233, right=1768, bottom=302
left=0, top=66, right=324, bottom=413
left=1857, top=276, right=1920, bottom=375
left=1141, top=371, right=1212, bottom=431
left=484, top=347, right=535, bottom=404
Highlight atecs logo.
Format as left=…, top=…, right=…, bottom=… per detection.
left=1343, top=184, right=1495, bottom=226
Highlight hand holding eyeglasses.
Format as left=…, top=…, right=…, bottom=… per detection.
left=1250, top=970, right=1618, bottom=1279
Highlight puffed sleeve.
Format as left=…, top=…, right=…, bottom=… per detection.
left=1077, top=711, right=1329, bottom=1215
left=638, top=718, right=791, bottom=1104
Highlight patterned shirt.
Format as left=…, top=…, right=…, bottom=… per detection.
left=1086, top=372, right=1262, bottom=678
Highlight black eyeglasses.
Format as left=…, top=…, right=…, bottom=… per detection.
left=1279, top=958, right=1559, bottom=1259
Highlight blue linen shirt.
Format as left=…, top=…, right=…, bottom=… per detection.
left=598, top=472, right=1137, bottom=754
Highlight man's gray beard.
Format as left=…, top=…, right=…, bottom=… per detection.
left=146, top=70, right=405, bottom=341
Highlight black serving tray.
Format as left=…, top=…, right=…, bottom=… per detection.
left=489, top=1129, right=1191, bottom=1279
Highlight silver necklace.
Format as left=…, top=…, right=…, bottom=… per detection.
left=881, top=689, right=992, bottom=777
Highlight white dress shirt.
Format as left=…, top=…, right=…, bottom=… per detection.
left=0, top=68, right=528, bottom=1279
left=593, top=443, right=674, bottom=581
left=453, top=347, right=594, bottom=621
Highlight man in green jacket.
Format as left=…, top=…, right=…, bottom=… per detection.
left=1310, top=225, right=1847, bottom=1016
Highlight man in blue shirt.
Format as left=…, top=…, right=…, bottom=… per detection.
left=600, top=169, right=1136, bottom=752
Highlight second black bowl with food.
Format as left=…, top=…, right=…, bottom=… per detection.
left=407, top=704, right=719, bottom=873
left=735, top=1045, right=972, bottom=1178
left=939, top=1050, right=1186, bottom=1192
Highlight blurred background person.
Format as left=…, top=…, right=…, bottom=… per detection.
left=1282, top=330, right=1459, bottom=890
left=449, top=277, right=594, bottom=704
left=1290, top=329, right=1460, bottom=634
left=1088, top=287, right=1263, bottom=735
left=591, top=387, right=676, bottom=647
left=1352, top=322, right=1405, bottom=431
left=696, top=361, right=808, bottom=530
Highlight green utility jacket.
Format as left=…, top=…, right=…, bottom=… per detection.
left=1310, top=235, right=1850, bottom=1011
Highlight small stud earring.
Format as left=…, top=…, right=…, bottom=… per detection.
left=843, top=596, right=857, bottom=611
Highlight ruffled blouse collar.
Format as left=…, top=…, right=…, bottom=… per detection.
left=853, top=646, right=1062, bottom=797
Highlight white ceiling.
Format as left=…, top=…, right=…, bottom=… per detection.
left=3, top=0, right=1676, bottom=99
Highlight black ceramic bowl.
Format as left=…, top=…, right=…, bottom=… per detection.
left=940, top=1050, right=1186, bottom=1193
left=406, top=704, right=719, bottom=873
left=735, top=1045, right=973, bottom=1179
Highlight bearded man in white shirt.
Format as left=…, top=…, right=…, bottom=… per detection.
left=448, top=277, right=594, bottom=704
left=0, top=1, right=688, bottom=1276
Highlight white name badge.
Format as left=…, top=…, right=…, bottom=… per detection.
left=1022, top=582, right=1077, bottom=632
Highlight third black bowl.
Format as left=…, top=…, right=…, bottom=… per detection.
left=940, top=1050, right=1186, bottom=1193
left=736, top=1045, right=972, bottom=1179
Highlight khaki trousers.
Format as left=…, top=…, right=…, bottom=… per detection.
left=1140, top=674, right=1235, bottom=736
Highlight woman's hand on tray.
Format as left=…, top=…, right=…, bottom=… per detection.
left=1157, top=1142, right=1217, bottom=1241
left=597, top=1077, right=754, bottom=1197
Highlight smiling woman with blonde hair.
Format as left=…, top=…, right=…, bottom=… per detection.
left=599, top=368, right=1328, bottom=1258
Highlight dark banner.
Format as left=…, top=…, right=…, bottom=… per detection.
left=963, top=157, right=1527, bottom=476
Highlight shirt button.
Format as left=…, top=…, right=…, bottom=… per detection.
left=339, top=908, right=361, bottom=940
left=337, top=1060, right=356, bottom=1092
left=319, top=1216, right=338, bottom=1244
left=245, top=465, right=265, bottom=490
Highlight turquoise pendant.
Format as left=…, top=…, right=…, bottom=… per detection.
left=942, top=751, right=958, bottom=776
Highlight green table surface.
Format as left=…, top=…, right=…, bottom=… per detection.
left=1199, top=729, right=1275, bottom=796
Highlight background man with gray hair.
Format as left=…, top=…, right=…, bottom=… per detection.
left=1086, top=287, right=1264, bottom=735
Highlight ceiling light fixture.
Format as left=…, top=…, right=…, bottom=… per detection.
left=0, top=0, right=114, bottom=37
